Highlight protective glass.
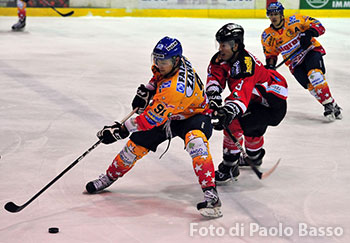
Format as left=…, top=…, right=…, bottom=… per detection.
left=215, top=40, right=235, bottom=51
left=152, top=54, right=174, bottom=68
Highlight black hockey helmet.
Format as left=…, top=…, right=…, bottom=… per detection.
left=215, top=23, right=244, bottom=44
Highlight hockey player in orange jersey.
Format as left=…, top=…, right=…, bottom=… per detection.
left=85, top=37, right=222, bottom=218
left=261, top=2, right=342, bottom=121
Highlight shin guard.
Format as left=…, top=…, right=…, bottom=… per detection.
left=106, top=140, right=149, bottom=180
left=185, top=130, right=216, bottom=189
left=307, top=69, right=334, bottom=105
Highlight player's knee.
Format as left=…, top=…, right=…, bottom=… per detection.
left=308, top=69, right=326, bottom=87
left=185, top=130, right=209, bottom=159
left=118, top=140, right=149, bottom=167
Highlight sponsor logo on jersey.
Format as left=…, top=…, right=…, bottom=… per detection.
left=160, top=80, right=172, bottom=91
left=146, top=110, right=164, bottom=125
left=176, top=82, right=185, bottom=93
left=177, top=58, right=196, bottom=97
left=262, top=31, right=271, bottom=42
left=184, top=58, right=195, bottom=97
left=231, top=61, right=241, bottom=77
left=244, top=56, right=253, bottom=74
left=286, top=29, right=294, bottom=37
left=288, top=16, right=300, bottom=25
left=278, top=36, right=299, bottom=54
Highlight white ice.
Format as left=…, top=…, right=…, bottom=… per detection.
left=0, top=16, right=349, bottom=243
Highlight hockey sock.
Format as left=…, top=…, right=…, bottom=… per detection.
left=307, top=69, right=334, bottom=105
left=185, top=130, right=216, bottom=189
left=223, top=124, right=243, bottom=155
left=106, top=140, right=149, bottom=180
left=244, top=136, right=264, bottom=152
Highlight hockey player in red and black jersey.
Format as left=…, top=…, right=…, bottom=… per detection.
left=206, top=23, right=288, bottom=183
left=12, top=0, right=28, bottom=31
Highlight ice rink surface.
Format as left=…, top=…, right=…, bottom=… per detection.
left=0, top=16, right=349, bottom=243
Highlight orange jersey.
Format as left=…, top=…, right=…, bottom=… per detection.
left=261, top=14, right=326, bottom=68
left=133, top=57, right=209, bottom=131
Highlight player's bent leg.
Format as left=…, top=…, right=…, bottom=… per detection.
left=307, top=69, right=342, bottom=121
left=185, top=130, right=222, bottom=218
left=86, top=140, right=149, bottom=193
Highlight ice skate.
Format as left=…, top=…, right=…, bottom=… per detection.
left=324, top=102, right=342, bottom=121
left=197, top=187, right=222, bottom=218
left=215, top=162, right=239, bottom=184
left=86, top=174, right=115, bottom=194
left=239, top=148, right=265, bottom=167
left=12, top=18, right=26, bottom=31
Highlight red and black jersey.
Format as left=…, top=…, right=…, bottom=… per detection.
left=206, top=49, right=288, bottom=114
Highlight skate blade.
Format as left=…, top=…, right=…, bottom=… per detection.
left=215, top=177, right=237, bottom=185
left=336, top=113, right=343, bottom=120
left=325, top=114, right=336, bottom=122
left=199, top=207, right=223, bottom=218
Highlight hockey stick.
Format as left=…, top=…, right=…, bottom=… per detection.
left=223, top=126, right=280, bottom=180
left=41, top=0, right=74, bottom=17
left=4, top=109, right=137, bottom=213
left=275, top=45, right=314, bottom=69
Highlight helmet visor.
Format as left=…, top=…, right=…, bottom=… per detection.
left=152, top=53, right=175, bottom=68
left=215, top=39, right=235, bottom=51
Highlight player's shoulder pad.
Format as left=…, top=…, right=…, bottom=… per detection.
left=231, top=50, right=255, bottom=78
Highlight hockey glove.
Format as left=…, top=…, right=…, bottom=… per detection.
left=212, top=103, right=241, bottom=131
left=132, top=84, right=156, bottom=114
left=299, top=30, right=313, bottom=49
left=264, top=64, right=276, bottom=70
left=206, top=85, right=222, bottom=110
left=97, top=122, right=130, bottom=144
left=264, top=58, right=276, bottom=70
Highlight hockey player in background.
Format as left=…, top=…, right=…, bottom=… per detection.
left=261, top=2, right=342, bottom=121
left=85, top=37, right=222, bottom=218
left=12, top=0, right=28, bottom=31
left=206, top=23, right=288, bottom=183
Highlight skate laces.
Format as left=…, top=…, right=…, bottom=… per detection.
left=93, top=174, right=113, bottom=190
left=204, top=189, right=219, bottom=205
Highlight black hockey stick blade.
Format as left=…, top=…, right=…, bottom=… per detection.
left=50, top=6, right=74, bottom=17
left=41, top=0, right=74, bottom=17
left=4, top=202, right=23, bottom=213
left=57, top=10, right=74, bottom=17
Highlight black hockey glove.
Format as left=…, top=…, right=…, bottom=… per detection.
left=299, top=30, right=313, bottom=49
left=132, top=84, right=156, bottom=114
left=206, top=85, right=222, bottom=110
left=264, top=58, right=276, bottom=70
left=264, top=64, right=276, bottom=70
left=212, top=103, right=241, bottom=131
left=97, top=122, right=130, bottom=144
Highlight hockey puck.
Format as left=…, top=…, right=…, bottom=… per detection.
left=48, top=227, right=59, bottom=234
